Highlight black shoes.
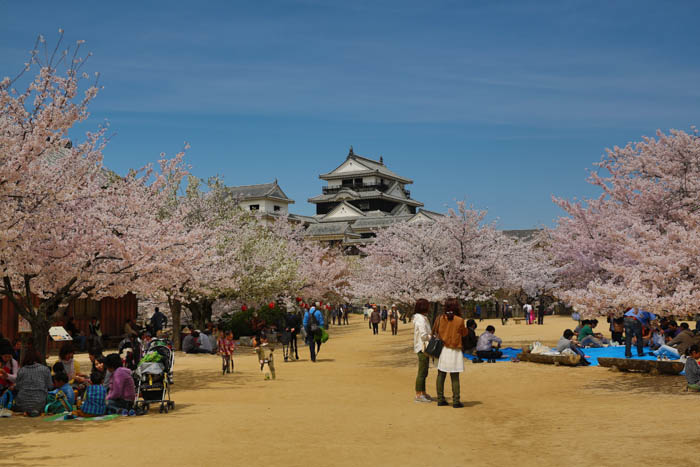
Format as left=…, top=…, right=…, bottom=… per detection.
left=437, top=400, right=449, bottom=407
left=473, top=358, right=484, bottom=363
left=453, top=402, right=464, bottom=408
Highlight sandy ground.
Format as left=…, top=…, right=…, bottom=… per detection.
left=3, top=315, right=699, bottom=467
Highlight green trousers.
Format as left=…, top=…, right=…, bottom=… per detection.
left=436, top=370, right=460, bottom=404
left=415, top=351, right=429, bottom=392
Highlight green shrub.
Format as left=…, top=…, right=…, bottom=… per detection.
left=220, top=305, right=287, bottom=338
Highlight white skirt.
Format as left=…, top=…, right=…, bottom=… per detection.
left=437, top=347, right=464, bottom=373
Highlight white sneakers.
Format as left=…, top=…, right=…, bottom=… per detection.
left=0, top=408, right=12, bottom=418
left=414, top=394, right=432, bottom=403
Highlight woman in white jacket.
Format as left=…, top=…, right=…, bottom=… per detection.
left=413, top=299, right=432, bottom=402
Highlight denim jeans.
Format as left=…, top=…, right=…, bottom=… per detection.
left=579, top=335, right=604, bottom=347
left=624, top=317, right=644, bottom=356
left=653, top=345, right=680, bottom=359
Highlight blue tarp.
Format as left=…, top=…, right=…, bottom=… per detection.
left=463, top=347, right=521, bottom=362
left=464, top=346, right=676, bottom=367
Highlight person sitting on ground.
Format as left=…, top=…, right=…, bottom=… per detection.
left=13, top=351, right=52, bottom=416
left=187, top=330, right=213, bottom=354
left=611, top=317, right=624, bottom=345
left=653, top=323, right=700, bottom=359
left=182, top=329, right=195, bottom=353
left=0, top=340, right=18, bottom=392
left=104, top=353, right=135, bottom=413
left=79, top=371, right=107, bottom=417
left=0, top=340, right=18, bottom=412
left=462, top=319, right=478, bottom=355
left=556, top=329, right=590, bottom=365
left=475, top=325, right=503, bottom=363
left=684, top=344, right=700, bottom=391
left=64, top=317, right=87, bottom=352
left=664, top=320, right=681, bottom=342
left=649, top=324, right=665, bottom=351
left=578, top=319, right=609, bottom=348
left=51, top=371, right=75, bottom=407
left=55, top=343, right=88, bottom=386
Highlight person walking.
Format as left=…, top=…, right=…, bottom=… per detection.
left=389, top=305, right=399, bottom=335
left=303, top=303, right=325, bottom=362
left=381, top=306, right=388, bottom=332
left=370, top=306, right=381, bottom=335
left=623, top=307, right=657, bottom=358
left=523, top=303, right=533, bottom=325
left=284, top=309, right=301, bottom=361
left=537, top=301, right=545, bottom=325
left=413, top=299, right=432, bottom=403
left=434, top=298, right=468, bottom=408
left=342, top=304, right=349, bottom=325
left=475, top=304, right=482, bottom=322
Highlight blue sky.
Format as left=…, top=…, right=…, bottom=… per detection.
left=2, top=0, right=699, bottom=228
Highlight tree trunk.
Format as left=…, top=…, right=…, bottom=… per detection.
left=186, top=298, right=214, bottom=331
left=519, top=351, right=580, bottom=366
left=168, top=297, right=182, bottom=351
left=27, top=315, right=52, bottom=364
left=598, top=357, right=684, bottom=375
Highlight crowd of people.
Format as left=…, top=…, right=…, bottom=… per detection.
left=0, top=339, right=139, bottom=418
left=365, top=303, right=403, bottom=336
left=0, top=307, right=177, bottom=418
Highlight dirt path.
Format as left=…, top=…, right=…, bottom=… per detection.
left=3, top=316, right=698, bottom=467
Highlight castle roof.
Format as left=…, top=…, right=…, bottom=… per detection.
left=225, top=180, right=294, bottom=204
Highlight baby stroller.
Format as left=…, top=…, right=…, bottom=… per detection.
left=134, top=338, right=174, bottom=414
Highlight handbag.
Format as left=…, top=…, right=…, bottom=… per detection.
left=424, top=335, right=443, bottom=358
left=424, top=314, right=443, bottom=358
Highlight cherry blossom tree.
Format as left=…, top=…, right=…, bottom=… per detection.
left=551, top=128, right=700, bottom=316
left=351, top=203, right=515, bottom=305
left=0, top=33, right=190, bottom=358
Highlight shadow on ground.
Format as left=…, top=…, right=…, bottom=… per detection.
left=584, top=370, right=689, bottom=395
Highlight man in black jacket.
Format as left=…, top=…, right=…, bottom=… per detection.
left=284, top=310, right=301, bottom=361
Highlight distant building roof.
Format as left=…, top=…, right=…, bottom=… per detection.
left=503, top=229, right=539, bottom=240
left=225, top=180, right=294, bottom=204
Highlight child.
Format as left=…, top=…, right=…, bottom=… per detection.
left=253, top=332, right=275, bottom=380
left=51, top=372, right=76, bottom=406
left=217, top=331, right=235, bottom=375
left=79, top=372, right=107, bottom=416
left=685, top=344, right=700, bottom=391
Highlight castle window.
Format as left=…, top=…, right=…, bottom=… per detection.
left=274, top=205, right=281, bottom=212
left=249, top=204, right=259, bottom=211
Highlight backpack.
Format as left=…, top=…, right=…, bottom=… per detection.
left=308, top=310, right=320, bottom=333
left=45, top=390, right=72, bottom=414
left=381, top=309, right=388, bottom=320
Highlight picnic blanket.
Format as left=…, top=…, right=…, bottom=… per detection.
left=463, top=347, right=521, bottom=362
left=464, top=345, right=677, bottom=368
left=44, top=413, right=120, bottom=422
